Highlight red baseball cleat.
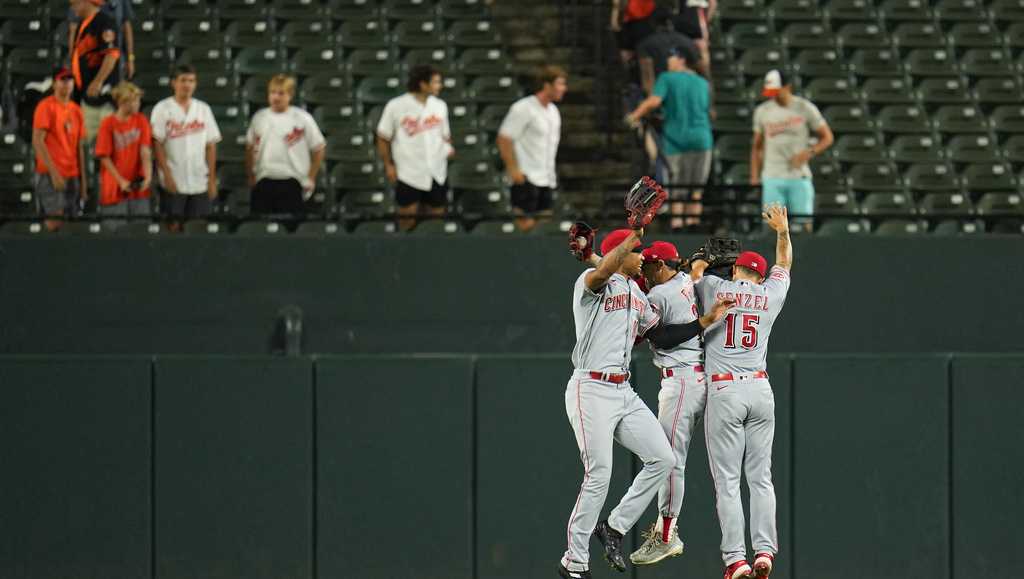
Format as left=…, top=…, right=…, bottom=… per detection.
left=724, top=560, right=753, bottom=579
left=753, top=553, right=774, bottom=578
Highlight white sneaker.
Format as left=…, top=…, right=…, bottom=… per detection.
left=629, top=523, right=684, bottom=565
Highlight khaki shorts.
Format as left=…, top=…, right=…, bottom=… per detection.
left=82, top=102, right=114, bottom=142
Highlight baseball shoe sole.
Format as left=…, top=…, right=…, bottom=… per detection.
left=558, top=563, right=592, bottom=579
left=725, top=560, right=754, bottom=579
left=630, top=523, right=684, bottom=566
left=593, top=520, right=627, bottom=572
left=753, top=553, right=773, bottom=578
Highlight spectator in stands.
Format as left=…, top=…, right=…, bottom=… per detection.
left=151, top=65, right=222, bottom=231
left=32, top=68, right=86, bottom=231
left=497, top=65, right=567, bottom=232
left=246, top=75, right=327, bottom=223
left=636, top=10, right=703, bottom=96
left=69, top=0, right=121, bottom=143
left=69, top=0, right=136, bottom=80
left=376, top=64, right=454, bottom=232
left=673, top=0, right=716, bottom=73
left=750, top=70, right=834, bottom=232
left=94, top=81, right=152, bottom=219
left=611, top=0, right=657, bottom=64
left=626, top=47, right=712, bottom=229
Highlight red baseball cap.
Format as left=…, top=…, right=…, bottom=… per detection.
left=53, top=67, right=73, bottom=81
left=735, top=251, right=768, bottom=278
left=600, top=229, right=637, bottom=256
left=641, top=241, right=679, bottom=263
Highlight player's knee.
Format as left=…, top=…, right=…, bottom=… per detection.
left=585, top=464, right=613, bottom=492
left=646, top=446, right=676, bottom=475
left=747, top=476, right=775, bottom=493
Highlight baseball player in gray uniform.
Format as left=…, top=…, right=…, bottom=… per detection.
left=692, top=204, right=792, bottom=579
left=628, top=240, right=717, bottom=565
left=560, top=227, right=735, bottom=579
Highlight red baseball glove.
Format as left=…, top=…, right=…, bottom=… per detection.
left=625, top=176, right=668, bottom=228
left=568, top=221, right=597, bottom=262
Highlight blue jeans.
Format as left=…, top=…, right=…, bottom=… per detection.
left=762, top=178, right=815, bottom=222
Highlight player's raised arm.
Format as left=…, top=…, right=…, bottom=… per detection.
left=645, top=297, right=736, bottom=349
left=763, top=203, right=792, bottom=271
left=585, top=228, right=643, bottom=291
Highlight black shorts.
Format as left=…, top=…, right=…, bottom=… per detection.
left=510, top=180, right=554, bottom=214
left=395, top=179, right=448, bottom=208
left=251, top=178, right=305, bottom=215
left=162, top=191, right=212, bottom=220
left=673, top=8, right=706, bottom=41
left=617, top=18, right=657, bottom=51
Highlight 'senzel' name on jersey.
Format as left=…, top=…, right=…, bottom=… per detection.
left=715, top=291, right=770, bottom=312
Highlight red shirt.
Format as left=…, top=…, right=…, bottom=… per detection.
left=623, top=0, right=656, bottom=22
left=94, top=112, right=152, bottom=205
left=33, top=96, right=84, bottom=177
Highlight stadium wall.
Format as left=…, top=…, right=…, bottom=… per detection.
left=0, top=354, right=1021, bottom=579
left=0, top=235, right=1020, bottom=355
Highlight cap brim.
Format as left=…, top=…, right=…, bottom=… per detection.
left=762, top=87, right=781, bottom=97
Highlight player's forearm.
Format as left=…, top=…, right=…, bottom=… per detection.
left=496, top=136, right=520, bottom=174
left=775, top=229, right=792, bottom=271
left=647, top=320, right=703, bottom=350
left=589, top=231, right=639, bottom=286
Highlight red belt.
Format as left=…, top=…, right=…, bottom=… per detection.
left=661, top=365, right=704, bottom=378
left=589, top=371, right=629, bottom=384
left=711, top=370, right=768, bottom=382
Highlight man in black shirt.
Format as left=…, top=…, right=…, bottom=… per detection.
left=636, top=10, right=704, bottom=96
left=70, top=0, right=121, bottom=142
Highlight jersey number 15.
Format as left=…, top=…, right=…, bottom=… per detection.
left=723, top=313, right=759, bottom=350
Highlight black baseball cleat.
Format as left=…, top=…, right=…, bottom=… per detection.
left=593, top=520, right=627, bottom=572
left=558, top=563, right=592, bottom=579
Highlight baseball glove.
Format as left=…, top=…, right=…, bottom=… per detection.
left=625, top=176, right=668, bottom=229
left=568, top=221, right=597, bottom=262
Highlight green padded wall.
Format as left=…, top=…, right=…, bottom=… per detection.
left=951, top=355, right=1024, bottom=579
left=793, top=356, right=950, bottom=579
left=0, top=357, right=151, bottom=579
left=153, top=357, right=313, bottom=579
left=316, top=356, right=474, bottom=579
left=475, top=355, right=633, bottom=579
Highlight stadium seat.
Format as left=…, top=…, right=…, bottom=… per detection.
left=383, top=0, right=439, bottom=21
left=932, top=105, right=990, bottom=135
left=183, top=221, right=227, bottom=236
left=0, top=19, right=50, bottom=49
left=826, top=0, right=879, bottom=23
left=447, top=20, right=501, bottom=48
left=135, top=47, right=172, bottom=76
left=440, top=74, right=471, bottom=101
left=471, top=220, right=520, bottom=235
left=935, top=0, right=989, bottom=23
left=356, top=75, right=404, bottom=105
left=169, top=20, right=222, bottom=53
left=301, top=74, right=354, bottom=106
left=739, top=49, right=786, bottom=78
left=224, top=0, right=271, bottom=19
left=341, top=190, right=397, bottom=219
left=274, top=0, right=329, bottom=21
left=469, top=75, right=520, bottom=104
left=918, top=192, right=975, bottom=216
left=891, top=135, right=945, bottom=164
left=458, top=47, right=510, bottom=76
left=715, top=134, right=752, bottom=163
left=1006, top=23, right=1024, bottom=53
left=0, top=221, right=52, bottom=236
left=313, top=103, right=363, bottom=134
left=810, top=159, right=848, bottom=192
left=835, top=135, right=889, bottom=165
left=947, top=23, right=1001, bottom=50
left=339, top=19, right=391, bottom=49
left=892, top=23, right=947, bottom=51
left=862, top=78, right=916, bottom=107
left=974, top=79, right=1024, bottom=109
left=932, top=219, right=984, bottom=234
left=959, top=50, right=1014, bottom=78
left=719, top=163, right=752, bottom=186
left=877, top=105, right=932, bottom=135
left=393, top=19, right=446, bottom=49
left=403, top=47, right=451, bottom=72
left=946, top=135, right=1000, bottom=165
left=478, top=104, right=508, bottom=134
left=0, top=0, right=40, bottom=19
left=133, top=19, right=167, bottom=52
left=236, top=221, right=290, bottom=235
left=218, top=130, right=249, bottom=164
left=347, top=49, right=401, bottom=78
left=961, top=163, right=1018, bottom=192
left=815, top=191, right=860, bottom=215
left=817, top=218, right=870, bottom=235
left=904, top=162, right=961, bottom=192
left=234, top=48, right=289, bottom=77
left=112, top=222, right=164, bottom=236
left=449, top=160, right=501, bottom=191
left=294, top=221, right=347, bottom=235
left=328, top=0, right=382, bottom=19
left=332, top=162, right=387, bottom=195
left=976, top=192, right=1023, bottom=215
left=771, top=0, right=823, bottom=21
left=177, top=49, right=233, bottom=78
left=411, top=219, right=464, bottom=234
left=781, top=22, right=834, bottom=50
left=725, top=22, right=776, bottom=48
left=712, top=75, right=752, bottom=104
left=881, top=0, right=935, bottom=21
left=803, top=77, right=859, bottom=105
left=793, top=50, right=848, bottom=78
left=874, top=219, right=924, bottom=234
left=1001, top=135, right=1024, bottom=167
left=848, top=163, right=905, bottom=192
left=224, top=19, right=277, bottom=51
left=861, top=192, right=915, bottom=217
left=5, top=47, right=56, bottom=79
left=448, top=103, right=478, bottom=135
left=281, top=21, right=336, bottom=51
left=163, top=0, right=214, bottom=21
left=291, top=47, right=346, bottom=77
left=440, top=0, right=490, bottom=20
left=904, top=49, right=958, bottom=78
left=823, top=105, right=874, bottom=134
left=991, top=0, right=1024, bottom=22
left=458, top=189, right=512, bottom=220
left=325, top=131, right=376, bottom=163
left=714, top=104, right=754, bottom=133
left=837, top=23, right=889, bottom=50
left=849, top=49, right=904, bottom=79
left=918, top=79, right=972, bottom=109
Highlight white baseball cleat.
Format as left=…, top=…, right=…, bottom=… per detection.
left=753, top=552, right=774, bottom=577
left=629, top=523, right=684, bottom=566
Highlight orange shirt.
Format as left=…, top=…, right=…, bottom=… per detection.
left=94, top=112, right=153, bottom=205
left=33, top=96, right=84, bottom=177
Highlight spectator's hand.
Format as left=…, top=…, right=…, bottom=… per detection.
left=207, top=181, right=218, bottom=200
left=302, top=176, right=315, bottom=194
left=141, top=175, right=152, bottom=193
left=507, top=168, right=526, bottom=185
left=50, top=173, right=66, bottom=193
left=624, top=112, right=641, bottom=129
left=127, top=60, right=135, bottom=80
left=789, top=148, right=814, bottom=169
left=117, top=176, right=131, bottom=193
left=447, top=146, right=456, bottom=160
left=86, top=80, right=101, bottom=98
left=384, top=163, right=397, bottom=184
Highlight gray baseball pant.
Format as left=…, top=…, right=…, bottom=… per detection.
left=561, top=371, right=676, bottom=572
left=656, top=367, right=708, bottom=518
left=705, top=376, right=778, bottom=566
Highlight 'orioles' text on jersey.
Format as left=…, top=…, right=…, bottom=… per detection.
left=696, top=266, right=791, bottom=376
left=646, top=272, right=703, bottom=369
left=571, top=269, right=661, bottom=373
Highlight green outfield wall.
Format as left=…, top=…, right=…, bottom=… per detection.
left=0, top=354, right=1020, bottom=579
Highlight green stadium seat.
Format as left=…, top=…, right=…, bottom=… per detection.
left=182, top=221, right=228, bottom=236
left=529, top=219, right=576, bottom=236
left=325, top=131, right=376, bottom=163
left=959, top=49, right=1014, bottom=78
left=817, top=218, right=870, bottom=234
left=771, top=0, right=823, bottom=21
left=918, top=192, right=975, bottom=216
left=134, top=47, right=172, bottom=76
left=449, top=160, right=501, bottom=191
left=794, top=50, right=848, bottom=78
left=933, top=105, right=990, bottom=135
left=236, top=221, right=290, bottom=235
left=224, top=19, right=277, bottom=51
left=383, top=0, right=438, bottom=20
left=458, top=189, right=511, bottom=219
left=5, top=47, right=56, bottom=77
left=804, top=77, right=860, bottom=105
left=291, top=47, right=346, bottom=77
left=780, top=22, right=834, bottom=50
left=447, top=20, right=500, bottom=48
left=823, top=105, right=874, bottom=134
left=133, top=19, right=167, bottom=52
left=469, top=75, right=520, bottom=104
left=715, top=134, right=752, bottom=163
left=947, top=135, right=1000, bottom=165
left=351, top=220, right=402, bottom=234
left=874, top=219, right=924, bottom=234
left=216, top=163, right=250, bottom=211
left=136, top=74, right=173, bottom=104
left=948, top=23, right=1001, bottom=50
left=935, top=0, right=989, bottom=23
left=904, top=49, right=958, bottom=78
left=0, top=19, right=50, bottom=49
left=877, top=105, right=931, bottom=135
left=471, top=220, right=520, bottom=235
left=718, top=0, right=768, bottom=20
left=835, top=134, right=889, bottom=165
left=711, top=75, right=752, bottom=104
left=328, top=0, right=382, bottom=20
left=710, top=48, right=740, bottom=77
left=976, top=192, right=1023, bottom=215
left=218, top=130, right=249, bottom=164
left=891, top=135, right=944, bottom=164
left=112, top=222, right=165, bottom=236
left=880, top=0, right=935, bottom=21
left=1001, top=135, right=1024, bottom=167
left=918, top=79, right=972, bottom=109
left=0, top=0, right=41, bottom=19
left=356, top=75, right=404, bottom=104
left=313, top=103, right=363, bottom=133
left=848, top=163, right=905, bottom=192
left=815, top=191, right=860, bottom=215
left=221, top=0, right=270, bottom=20
left=339, top=19, right=390, bottom=49
left=990, top=0, right=1024, bottom=22
left=904, top=162, right=961, bottom=192
left=850, top=49, right=904, bottom=79
left=739, top=49, right=786, bottom=78
left=974, top=78, right=1024, bottom=109
left=826, top=0, right=879, bottom=22
left=330, top=163, right=386, bottom=198
left=720, top=163, right=752, bottom=186
left=403, top=47, right=450, bottom=72
left=990, top=219, right=1024, bottom=233
left=347, top=49, right=400, bottom=78
left=163, top=0, right=214, bottom=21
left=281, top=21, right=336, bottom=51
left=893, top=23, right=947, bottom=51
left=714, top=104, right=754, bottom=133
left=411, top=219, right=463, bottom=234
left=861, top=192, right=915, bottom=216
left=931, top=219, right=984, bottom=234
left=478, top=104, right=507, bottom=133
left=439, top=0, right=490, bottom=20
left=273, top=0, right=329, bottom=21
left=301, top=74, right=353, bottom=106
left=725, top=22, right=777, bottom=48
left=962, top=163, right=1017, bottom=191
left=1006, top=23, right=1024, bottom=53
left=810, top=160, right=848, bottom=192
left=177, top=48, right=233, bottom=77
left=863, top=78, right=916, bottom=107
left=458, top=48, right=510, bottom=76
left=0, top=132, right=28, bottom=161
left=169, top=20, right=222, bottom=52
left=393, top=19, right=446, bottom=49
left=294, top=221, right=347, bottom=235
left=448, top=103, right=478, bottom=135
left=837, top=23, right=889, bottom=50
left=235, top=48, right=289, bottom=77
left=341, top=190, right=397, bottom=219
